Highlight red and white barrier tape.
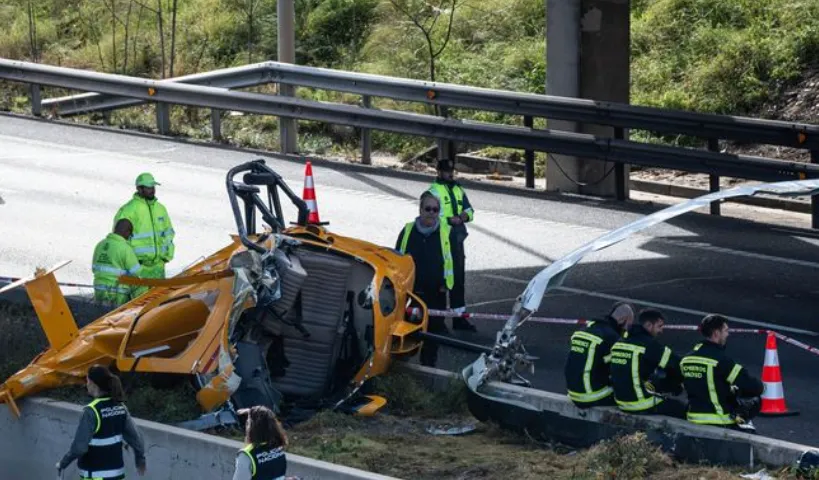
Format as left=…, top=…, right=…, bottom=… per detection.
left=773, top=332, right=819, bottom=357
left=427, top=309, right=819, bottom=358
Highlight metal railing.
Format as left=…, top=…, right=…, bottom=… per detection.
left=2, top=57, right=819, bottom=227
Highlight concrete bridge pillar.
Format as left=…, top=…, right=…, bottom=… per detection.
left=546, top=0, right=630, bottom=198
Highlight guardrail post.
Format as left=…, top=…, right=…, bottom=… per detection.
left=708, top=138, right=721, bottom=216
left=524, top=116, right=535, bottom=188
left=614, top=127, right=626, bottom=201
left=361, top=96, right=372, bottom=165
left=156, top=103, right=170, bottom=135
left=30, top=84, right=41, bottom=117
left=211, top=109, right=222, bottom=141
left=813, top=150, right=819, bottom=229
left=438, top=105, right=455, bottom=160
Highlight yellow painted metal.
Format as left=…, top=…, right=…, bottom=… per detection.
left=354, top=395, right=388, bottom=417
left=0, top=224, right=424, bottom=416
left=24, top=268, right=79, bottom=351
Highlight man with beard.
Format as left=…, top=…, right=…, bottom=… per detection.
left=113, top=172, right=175, bottom=279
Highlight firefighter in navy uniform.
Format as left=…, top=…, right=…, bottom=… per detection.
left=609, top=309, right=687, bottom=418
left=564, top=303, right=635, bottom=408
left=57, top=365, right=146, bottom=479
left=681, top=314, right=764, bottom=432
left=233, top=406, right=289, bottom=480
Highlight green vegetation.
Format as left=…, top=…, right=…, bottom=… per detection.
left=2, top=1, right=817, bottom=161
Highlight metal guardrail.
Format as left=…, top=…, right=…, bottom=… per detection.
left=42, top=61, right=819, bottom=151
left=2, top=57, right=819, bottom=227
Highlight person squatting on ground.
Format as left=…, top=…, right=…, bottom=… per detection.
left=233, top=405, right=289, bottom=480
left=609, top=309, right=688, bottom=419
left=57, top=365, right=146, bottom=480
left=396, top=191, right=455, bottom=367
left=427, top=158, right=476, bottom=332
left=681, top=314, right=764, bottom=432
left=564, top=302, right=635, bottom=408
left=91, top=219, right=147, bottom=306
left=114, top=172, right=175, bottom=279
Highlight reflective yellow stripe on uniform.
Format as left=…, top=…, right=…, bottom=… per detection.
left=687, top=412, right=734, bottom=425
left=617, top=396, right=663, bottom=411
left=568, top=386, right=614, bottom=403
left=727, top=364, right=743, bottom=385
left=659, top=347, right=672, bottom=368
left=573, top=331, right=603, bottom=393
left=242, top=444, right=257, bottom=477
left=612, top=342, right=647, bottom=407
left=681, top=356, right=731, bottom=423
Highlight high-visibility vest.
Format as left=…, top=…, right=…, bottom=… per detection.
left=92, top=233, right=144, bottom=306
left=77, top=397, right=128, bottom=480
left=398, top=221, right=455, bottom=290
left=428, top=182, right=474, bottom=222
left=114, top=194, right=175, bottom=266
left=240, top=443, right=287, bottom=480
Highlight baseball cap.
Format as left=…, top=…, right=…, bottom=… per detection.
left=437, top=158, right=455, bottom=171
left=135, top=172, right=160, bottom=187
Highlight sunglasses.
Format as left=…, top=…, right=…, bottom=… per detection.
left=423, top=206, right=440, bottom=213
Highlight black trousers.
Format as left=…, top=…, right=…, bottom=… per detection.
left=572, top=395, right=617, bottom=409
left=418, top=289, right=448, bottom=367
left=449, top=237, right=466, bottom=310
left=633, top=397, right=688, bottom=419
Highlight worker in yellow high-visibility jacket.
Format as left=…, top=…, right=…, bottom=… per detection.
left=92, top=219, right=148, bottom=306
left=113, top=172, right=175, bottom=279
left=428, top=158, right=476, bottom=332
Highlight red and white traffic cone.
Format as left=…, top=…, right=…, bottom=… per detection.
left=759, top=331, right=798, bottom=416
left=302, top=160, right=322, bottom=224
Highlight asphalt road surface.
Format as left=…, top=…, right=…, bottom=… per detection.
left=0, top=115, right=817, bottom=447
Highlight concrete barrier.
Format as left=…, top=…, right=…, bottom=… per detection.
left=399, top=363, right=818, bottom=469
left=0, top=397, right=400, bottom=480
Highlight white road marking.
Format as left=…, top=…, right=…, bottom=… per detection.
left=466, top=297, right=518, bottom=308
left=480, top=273, right=818, bottom=336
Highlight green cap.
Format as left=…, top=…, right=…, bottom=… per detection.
left=135, top=172, right=160, bottom=187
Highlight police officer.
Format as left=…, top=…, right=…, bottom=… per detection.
left=565, top=302, right=635, bottom=408
left=610, top=309, right=687, bottom=418
left=91, top=219, right=147, bottom=306
left=114, top=172, right=175, bottom=279
left=428, top=158, right=476, bottom=332
left=57, top=365, right=146, bottom=479
left=233, top=405, right=288, bottom=480
left=681, top=314, right=764, bottom=432
left=396, top=191, right=455, bottom=367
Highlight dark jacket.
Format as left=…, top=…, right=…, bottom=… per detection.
left=681, top=340, right=764, bottom=425
left=564, top=317, right=623, bottom=404
left=59, top=397, right=145, bottom=477
left=610, top=324, right=683, bottom=411
left=396, top=222, right=447, bottom=297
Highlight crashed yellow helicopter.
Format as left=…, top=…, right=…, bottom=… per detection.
left=0, top=159, right=437, bottom=428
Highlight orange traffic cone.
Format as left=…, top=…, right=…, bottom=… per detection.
left=302, top=161, right=322, bottom=224
left=759, top=331, right=798, bottom=417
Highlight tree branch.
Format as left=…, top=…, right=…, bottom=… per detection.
left=432, top=0, right=458, bottom=58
